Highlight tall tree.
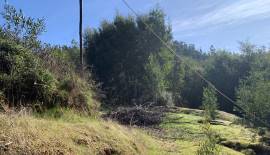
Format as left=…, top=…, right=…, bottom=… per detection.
left=168, top=56, right=184, bottom=105
left=79, top=0, right=83, bottom=68
left=84, top=8, right=173, bottom=106
left=236, top=49, right=270, bottom=126
left=204, top=51, right=247, bottom=113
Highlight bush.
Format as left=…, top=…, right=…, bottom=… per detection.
left=258, top=127, right=267, bottom=136
left=59, top=78, right=75, bottom=92
left=202, top=86, right=218, bottom=122
left=197, top=123, right=221, bottom=155
left=0, top=3, right=99, bottom=115
left=0, top=38, right=100, bottom=115
left=0, top=38, right=57, bottom=107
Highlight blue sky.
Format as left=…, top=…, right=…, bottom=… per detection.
left=1, top=0, right=270, bottom=51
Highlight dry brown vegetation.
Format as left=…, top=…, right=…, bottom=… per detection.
left=0, top=110, right=180, bottom=155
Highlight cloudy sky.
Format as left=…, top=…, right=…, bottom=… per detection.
left=1, top=0, right=270, bottom=51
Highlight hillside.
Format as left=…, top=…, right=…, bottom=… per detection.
left=1, top=2, right=270, bottom=155
left=0, top=108, right=263, bottom=155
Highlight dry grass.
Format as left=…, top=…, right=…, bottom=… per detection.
left=0, top=110, right=179, bottom=155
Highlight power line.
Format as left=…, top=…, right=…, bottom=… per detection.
left=121, top=0, right=270, bottom=128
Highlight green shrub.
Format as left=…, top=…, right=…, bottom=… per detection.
left=59, top=78, right=76, bottom=92
left=202, top=86, right=218, bottom=122
left=0, top=38, right=57, bottom=107
left=258, top=127, right=267, bottom=136
left=0, top=3, right=99, bottom=115
left=197, top=123, right=221, bottom=155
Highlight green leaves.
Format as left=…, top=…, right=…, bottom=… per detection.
left=85, top=8, right=175, bottom=106
left=237, top=69, right=270, bottom=126
left=0, top=38, right=56, bottom=107
left=202, top=86, right=218, bottom=121
left=1, top=3, right=45, bottom=49
left=197, top=123, right=221, bottom=155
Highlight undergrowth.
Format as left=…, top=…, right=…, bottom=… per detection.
left=0, top=37, right=99, bottom=115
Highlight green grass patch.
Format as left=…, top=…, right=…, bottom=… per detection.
left=158, top=108, right=260, bottom=154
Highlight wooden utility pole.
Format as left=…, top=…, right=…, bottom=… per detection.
left=79, top=0, right=83, bottom=68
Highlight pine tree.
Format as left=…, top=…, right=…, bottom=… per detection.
left=202, top=86, right=218, bottom=122
left=198, top=87, right=221, bottom=155
left=197, top=123, right=221, bottom=155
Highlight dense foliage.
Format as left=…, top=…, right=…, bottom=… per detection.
left=0, top=38, right=56, bottom=107
left=83, top=8, right=210, bottom=108
left=85, top=8, right=270, bottom=126
left=0, top=4, right=98, bottom=114
left=85, top=9, right=176, bottom=106
left=236, top=47, right=270, bottom=125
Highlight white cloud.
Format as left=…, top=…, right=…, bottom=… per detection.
left=172, top=0, right=270, bottom=33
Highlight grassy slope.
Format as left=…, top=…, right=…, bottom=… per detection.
left=159, top=108, right=259, bottom=155
left=0, top=110, right=178, bottom=155
left=0, top=108, right=257, bottom=155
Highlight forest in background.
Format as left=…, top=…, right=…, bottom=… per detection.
left=0, top=1, right=269, bottom=128
left=1, top=2, right=270, bottom=154
left=84, top=8, right=270, bottom=126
